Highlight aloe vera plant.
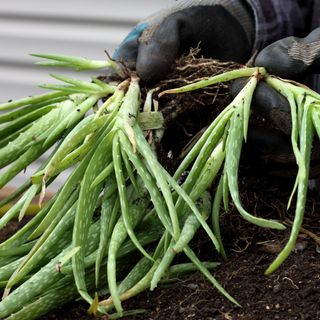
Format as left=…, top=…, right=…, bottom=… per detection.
left=0, top=53, right=318, bottom=319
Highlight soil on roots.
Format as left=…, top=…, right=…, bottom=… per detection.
left=142, top=51, right=241, bottom=173
left=2, top=54, right=319, bottom=320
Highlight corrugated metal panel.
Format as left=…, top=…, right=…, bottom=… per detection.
left=0, top=1, right=174, bottom=190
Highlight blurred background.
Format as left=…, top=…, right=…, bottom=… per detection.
left=0, top=0, right=173, bottom=102
left=0, top=0, right=173, bottom=191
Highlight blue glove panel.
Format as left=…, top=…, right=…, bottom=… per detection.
left=113, top=22, right=149, bottom=68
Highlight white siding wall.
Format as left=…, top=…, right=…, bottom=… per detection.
left=0, top=0, right=173, bottom=190
left=0, top=0, right=174, bottom=101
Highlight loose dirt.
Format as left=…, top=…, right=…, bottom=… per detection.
left=33, top=173, right=320, bottom=320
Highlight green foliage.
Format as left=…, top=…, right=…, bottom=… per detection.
left=0, top=53, right=318, bottom=319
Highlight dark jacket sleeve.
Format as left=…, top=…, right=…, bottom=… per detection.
left=310, top=1, right=320, bottom=30
left=245, top=0, right=315, bottom=51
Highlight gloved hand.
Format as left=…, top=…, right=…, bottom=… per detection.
left=113, top=0, right=254, bottom=82
left=233, top=26, right=320, bottom=130
left=113, top=2, right=320, bottom=177
left=230, top=78, right=295, bottom=177
left=232, top=26, right=320, bottom=177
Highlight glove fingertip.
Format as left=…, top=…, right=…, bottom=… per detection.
left=254, top=38, right=307, bottom=78
left=136, top=43, right=178, bottom=82
left=136, top=56, right=172, bottom=82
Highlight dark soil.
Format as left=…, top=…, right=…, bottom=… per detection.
left=1, top=54, right=320, bottom=319
left=33, top=174, right=319, bottom=320
left=120, top=184, right=320, bottom=320
left=147, top=52, right=241, bottom=174
left=4, top=194, right=320, bottom=320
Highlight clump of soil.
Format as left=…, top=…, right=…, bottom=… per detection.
left=144, top=51, right=242, bottom=172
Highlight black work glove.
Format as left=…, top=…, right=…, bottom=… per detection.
left=233, top=26, right=320, bottom=131
left=255, top=26, right=320, bottom=78
left=113, top=0, right=254, bottom=82
left=230, top=78, right=294, bottom=176
left=232, top=27, right=320, bottom=177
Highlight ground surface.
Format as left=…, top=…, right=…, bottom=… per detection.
left=36, top=176, right=320, bottom=320
left=35, top=225, right=320, bottom=320
left=3, top=208, right=320, bottom=320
